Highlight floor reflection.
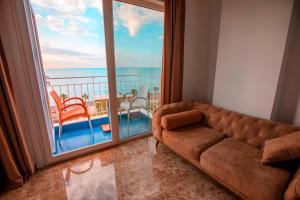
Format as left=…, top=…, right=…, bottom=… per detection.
left=62, top=160, right=117, bottom=200
left=0, top=137, right=237, bottom=200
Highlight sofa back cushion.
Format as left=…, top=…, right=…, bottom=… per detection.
left=261, top=131, right=300, bottom=164
left=152, top=102, right=194, bottom=142
left=192, top=102, right=299, bottom=149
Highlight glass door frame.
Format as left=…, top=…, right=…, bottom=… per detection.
left=113, top=0, right=164, bottom=140
left=103, top=0, right=120, bottom=145
left=46, top=0, right=120, bottom=164
left=19, top=0, right=164, bottom=167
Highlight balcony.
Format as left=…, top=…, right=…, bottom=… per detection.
left=46, top=75, right=161, bottom=155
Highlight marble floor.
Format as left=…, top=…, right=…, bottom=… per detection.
left=0, top=137, right=237, bottom=200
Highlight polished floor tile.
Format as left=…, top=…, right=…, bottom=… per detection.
left=0, top=137, right=237, bottom=200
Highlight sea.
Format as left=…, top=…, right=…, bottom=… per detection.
left=46, top=67, right=161, bottom=103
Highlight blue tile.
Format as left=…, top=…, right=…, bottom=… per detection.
left=119, top=113, right=152, bottom=139
left=53, top=113, right=151, bottom=155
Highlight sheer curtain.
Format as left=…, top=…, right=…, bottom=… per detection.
left=161, top=0, right=185, bottom=105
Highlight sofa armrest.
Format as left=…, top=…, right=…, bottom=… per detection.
left=152, top=101, right=193, bottom=142
left=285, top=165, right=300, bottom=200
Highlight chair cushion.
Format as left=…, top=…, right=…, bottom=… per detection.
left=162, top=124, right=226, bottom=160
left=200, top=138, right=293, bottom=200
left=161, top=109, right=203, bottom=130
left=262, top=131, right=300, bottom=164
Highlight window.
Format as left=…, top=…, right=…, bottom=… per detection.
left=29, top=0, right=164, bottom=158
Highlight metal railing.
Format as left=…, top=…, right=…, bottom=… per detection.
left=47, top=75, right=161, bottom=123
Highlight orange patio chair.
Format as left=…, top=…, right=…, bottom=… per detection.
left=50, top=90, right=94, bottom=146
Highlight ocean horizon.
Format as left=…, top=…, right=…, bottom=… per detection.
left=46, top=67, right=161, bottom=105
left=46, top=67, right=162, bottom=78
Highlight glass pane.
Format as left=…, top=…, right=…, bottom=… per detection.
left=113, top=1, right=164, bottom=139
left=31, top=0, right=113, bottom=155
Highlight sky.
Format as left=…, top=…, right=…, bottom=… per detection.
left=31, top=0, right=164, bottom=69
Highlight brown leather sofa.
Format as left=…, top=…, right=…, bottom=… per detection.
left=153, top=101, right=300, bottom=200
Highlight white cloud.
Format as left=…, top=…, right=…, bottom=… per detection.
left=32, top=0, right=163, bottom=37
left=114, top=3, right=163, bottom=37
left=36, top=14, right=98, bottom=37
left=31, top=0, right=106, bottom=68
left=31, top=0, right=102, bottom=38
left=31, top=0, right=102, bottom=16
left=36, top=15, right=64, bottom=31
left=40, top=43, right=106, bottom=68
left=74, top=16, right=91, bottom=23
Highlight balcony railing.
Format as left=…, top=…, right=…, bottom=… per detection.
left=47, top=75, right=161, bottom=123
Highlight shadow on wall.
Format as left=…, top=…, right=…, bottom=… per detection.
left=182, top=0, right=222, bottom=103
left=272, top=0, right=300, bottom=126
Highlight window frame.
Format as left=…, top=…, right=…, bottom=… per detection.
left=0, top=0, right=163, bottom=168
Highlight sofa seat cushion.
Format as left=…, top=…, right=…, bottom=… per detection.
left=200, top=138, right=293, bottom=200
left=162, top=124, right=226, bottom=160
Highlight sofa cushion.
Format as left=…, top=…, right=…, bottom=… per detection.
left=161, top=109, right=203, bottom=130
left=284, top=166, right=300, bottom=200
left=200, top=138, right=292, bottom=200
left=162, top=124, right=226, bottom=160
left=262, top=131, right=300, bottom=164
left=152, top=101, right=193, bottom=142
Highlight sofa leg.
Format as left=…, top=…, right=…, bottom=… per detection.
left=155, top=139, right=159, bottom=148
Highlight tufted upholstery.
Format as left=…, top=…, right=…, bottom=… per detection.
left=153, top=101, right=300, bottom=200
left=191, top=102, right=300, bottom=149
left=153, top=101, right=300, bottom=149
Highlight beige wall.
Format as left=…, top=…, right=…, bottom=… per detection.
left=182, top=0, right=221, bottom=103
left=212, top=0, right=293, bottom=119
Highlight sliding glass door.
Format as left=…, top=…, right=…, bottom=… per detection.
left=29, top=0, right=163, bottom=159
left=113, top=1, right=164, bottom=139
left=31, top=0, right=117, bottom=155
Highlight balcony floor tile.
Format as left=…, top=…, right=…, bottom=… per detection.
left=54, top=113, right=151, bottom=155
